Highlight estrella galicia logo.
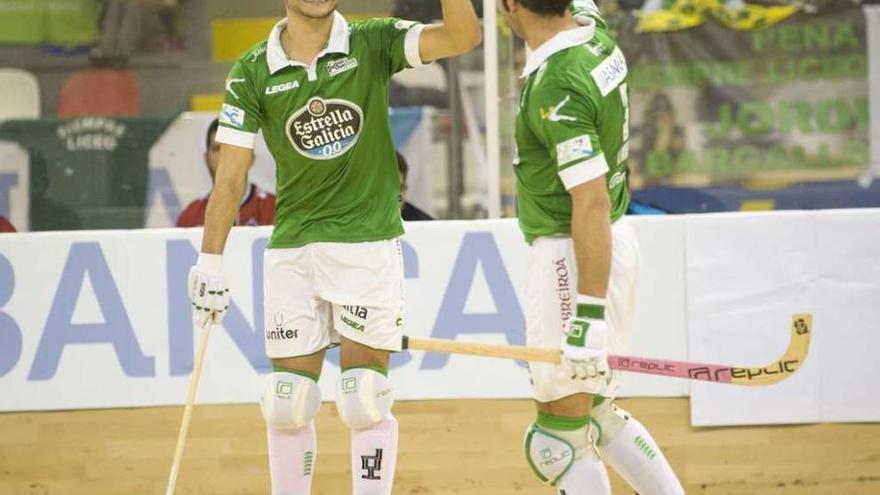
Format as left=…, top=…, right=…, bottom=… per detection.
left=286, top=97, right=363, bottom=160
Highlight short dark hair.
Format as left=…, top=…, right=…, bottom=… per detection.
left=505, top=0, right=570, bottom=16
left=206, top=118, right=220, bottom=150
left=396, top=151, right=409, bottom=177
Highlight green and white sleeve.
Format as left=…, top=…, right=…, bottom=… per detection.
left=367, top=17, right=427, bottom=75
left=216, top=60, right=263, bottom=149
left=530, top=84, right=608, bottom=190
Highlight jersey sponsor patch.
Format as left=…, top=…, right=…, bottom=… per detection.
left=540, top=94, right=577, bottom=122
left=220, top=104, right=246, bottom=129
left=395, top=20, right=417, bottom=30
left=590, top=46, right=628, bottom=97
left=225, top=78, right=246, bottom=100
left=265, top=80, right=300, bottom=95
left=286, top=97, right=363, bottom=160
left=556, top=135, right=594, bottom=166
left=327, top=57, right=359, bottom=77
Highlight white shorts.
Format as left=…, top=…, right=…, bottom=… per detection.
left=263, top=239, right=404, bottom=359
left=526, top=217, right=640, bottom=403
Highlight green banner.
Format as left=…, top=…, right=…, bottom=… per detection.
left=610, top=3, right=868, bottom=186
left=0, top=116, right=174, bottom=231
left=0, top=0, right=100, bottom=45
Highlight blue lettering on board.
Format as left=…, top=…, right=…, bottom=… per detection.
left=28, top=243, right=155, bottom=380
left=421, top=232, right=525, bottom=369
left=0, top=254, right=22, bottom=376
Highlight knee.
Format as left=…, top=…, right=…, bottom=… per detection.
left=335, top=367, right=393, bottom=430
left=591, top=399, right=631, bottom=447
left=260, top=371, right=322, bottom=430
left=523, top=415, right=598, bottom=486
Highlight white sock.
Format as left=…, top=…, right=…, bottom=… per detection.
left=556, top=456, right=611, bottom=495
left=601, top=417, right=684, bottom=495
left=351, top=415, right=398, bottom=495
left=267, top=421, right=317, bottom=495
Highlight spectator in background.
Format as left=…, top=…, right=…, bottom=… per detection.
left=177, top=119, right=275, bottom=227
left=397, top=152, right=434, bottom=221
left=0, top=216, right=16, bottom=233
left=638, top=91, right=686, bottom=185
left=95, top=0, right=184, bottom=60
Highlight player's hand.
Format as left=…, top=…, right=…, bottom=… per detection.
left=187, top=254, right=229, bottom=329
left=561, top=300, right=609, bottom=392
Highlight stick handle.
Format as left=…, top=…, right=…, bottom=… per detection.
left=403, top=335, right=561, bottom=364
left=166, top=324, right=212, bottom=495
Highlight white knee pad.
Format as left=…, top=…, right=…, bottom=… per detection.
left=335, top=368, right=393, bottom=430
left=524, top=423, right=599, bottom=486
left=260, top=372, right=321, bottom=430
left=591, top=400, right=631, bottom=447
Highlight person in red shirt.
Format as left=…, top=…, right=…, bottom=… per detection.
left=0, top=215, right=15, bottom=233
left=176, top=119, right=275, bottom=227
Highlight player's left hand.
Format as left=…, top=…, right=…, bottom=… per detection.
left=561, top=310, right=610, bottom=392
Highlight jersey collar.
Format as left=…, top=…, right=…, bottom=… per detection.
left=521, top=17, right=596, bottom=79
left=267, top=12, right=351, bottom=74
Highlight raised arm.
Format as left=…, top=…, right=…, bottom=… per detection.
left=418, top=0, right=482, bottom=62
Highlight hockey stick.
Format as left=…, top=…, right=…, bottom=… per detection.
left=402, top=314, right=811, bottom=386
left=165, top=323, right=212, bottom=495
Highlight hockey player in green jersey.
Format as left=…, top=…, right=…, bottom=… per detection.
left=499, top=0, right=684, bottom=493
left=186, top=0, right=480, bottom=493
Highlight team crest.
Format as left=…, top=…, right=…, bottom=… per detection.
left=287, top=97, right=363, bottom=160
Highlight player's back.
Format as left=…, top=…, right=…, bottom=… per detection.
left=514, top=5, right=631, bottom=242
left=551, top=13, right=630, bottom=203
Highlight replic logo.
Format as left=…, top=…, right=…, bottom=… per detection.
left=539, top=447, right=571, bottom=468
left=286, top=97, right=363, bottom=160
left=266, top=311, right=298, bottom=340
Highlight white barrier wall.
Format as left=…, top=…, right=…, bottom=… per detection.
left=1, top=211, right=878, bottom=426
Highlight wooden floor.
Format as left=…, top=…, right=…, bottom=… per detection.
left=1, top=398, right=878, bottom=494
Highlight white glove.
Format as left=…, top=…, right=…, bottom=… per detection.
left=188, top=253, right=229, bottom=329
left=561, top=296, right=610, bottom=393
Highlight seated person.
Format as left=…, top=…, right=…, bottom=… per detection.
left=397, top=152, right=434, bottom=221
left=177, top=119, right=275, bottom=227
left=0, top=215, right=16, bottom=233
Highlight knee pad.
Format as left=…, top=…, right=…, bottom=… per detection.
left=335, top=367, right=393, bottom=430
left=591, top=400, right=631, bottom=447
left=524, top=421, right=599, bottom=486
left=260, top=371, right=321, bottom=430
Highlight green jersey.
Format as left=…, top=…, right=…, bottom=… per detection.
left=513, top=2, right=630, bottom=244
left=216, top=12, right=425, bottom=248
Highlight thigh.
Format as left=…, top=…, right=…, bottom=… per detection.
left=525, top=237, right=590, bottom=403
left=313, top=239, right=405, bottom=352
left=264, top=248, right=333, bottom=360
left=339, top=336, right=390, bottom=370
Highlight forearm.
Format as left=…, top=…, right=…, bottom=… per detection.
left=571, top=205, right=612, bottom=299
left=200, top=180, right=245, bottom=255
left=439, top=0, right=481, bottom=48
left=419, top=0, right=481, bottom=61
